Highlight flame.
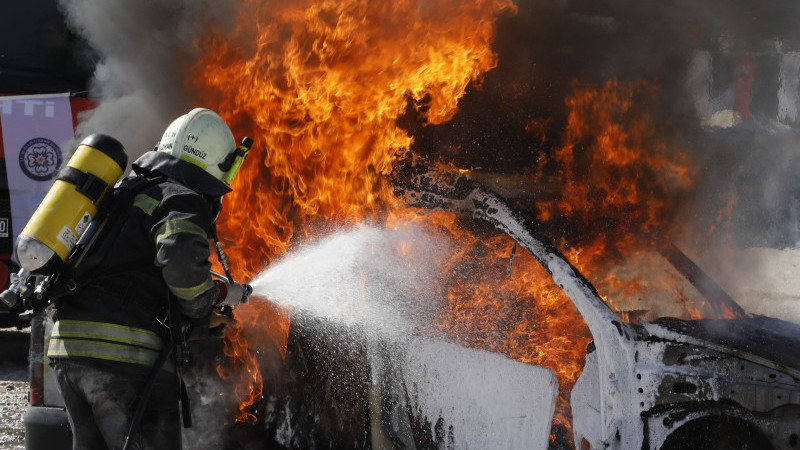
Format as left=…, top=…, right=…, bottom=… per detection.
left=388, top=209, right=594, bottom=438
left=387, top=210, right=593, bottom=391
left=193, top=0, right=515, bottom=424
left=538, top=80, right=693, bottom=238
left=189, top=1, right=723, bottom=447
left=533, top=80, right=714, bottom=324
left=197, top=0, right=516, bottom=277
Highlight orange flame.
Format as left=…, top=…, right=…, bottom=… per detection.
left=534, top=80, right=711, bottom=323
left=385, top=210, right=593, bottom=393
left=194, top=0, right=515, bottom=424
left=198, top=0, right=517, bottom=277
left=538, top=80, right=693, bottom=238
left=190, top=1, right=720, bottom=446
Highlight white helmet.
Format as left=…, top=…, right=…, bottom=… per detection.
left=157, top=108, right=237, bottom=182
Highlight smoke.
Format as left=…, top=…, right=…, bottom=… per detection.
left=57, top=0, right=237, bottom=160
left=413, top=0, right=799, bottom=235
left=59, top=0, right=798, bottom=314
left=405, top=0, right=800, bottom=318
left=181, top=362, right=238, bottom=450
left=51, top=1, right=800, bottom=446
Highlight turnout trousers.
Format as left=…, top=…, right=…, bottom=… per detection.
left=51, top=360, right=181, bottom=450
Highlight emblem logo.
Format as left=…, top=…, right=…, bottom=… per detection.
left=19, top=137, right=62, bottom=181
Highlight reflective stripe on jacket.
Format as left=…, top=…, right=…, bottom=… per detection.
left=48, top=320, right=174, bottom=372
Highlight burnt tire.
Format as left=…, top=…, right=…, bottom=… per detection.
left=661, top=415, right=773, bottom=450
left=24, top=406, right=71, bottom=450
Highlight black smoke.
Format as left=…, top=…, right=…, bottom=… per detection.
left=405, top=0, right=800, bottom=252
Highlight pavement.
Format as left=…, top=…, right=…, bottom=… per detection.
left=0, top=330, right=28, bottom=450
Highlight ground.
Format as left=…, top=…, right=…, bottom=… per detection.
left=0, top=330, right=28, bottom=450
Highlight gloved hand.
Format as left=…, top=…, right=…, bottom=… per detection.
left=187, top=306, right=236, bottom=340
left=208, top=307, right=236, bottom=337
left=213, top=279, right=252, bottom=306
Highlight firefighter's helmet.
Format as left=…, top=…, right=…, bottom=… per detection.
left=157, top=108, right=238, bottom=182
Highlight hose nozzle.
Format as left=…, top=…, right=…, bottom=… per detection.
left=214, top=280, right=252, bottom=306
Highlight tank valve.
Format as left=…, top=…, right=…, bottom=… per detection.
left=0, top=269, right=32, bottom=308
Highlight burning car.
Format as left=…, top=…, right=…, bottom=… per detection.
left=200, top=156, right=800, bottom=449
left=16, top=0, right=800, bottom=448
left=384, top=156, right=800, bottom=449
left=21, top=157, right=800, bottom=450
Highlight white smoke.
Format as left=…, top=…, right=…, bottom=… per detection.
left=57, top=0, right=237, bottom=161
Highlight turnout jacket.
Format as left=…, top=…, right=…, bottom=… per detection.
left=47, top=151, right=232, bottom=372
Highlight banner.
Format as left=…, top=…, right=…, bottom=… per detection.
left=0, top=93, right=74, bottom=248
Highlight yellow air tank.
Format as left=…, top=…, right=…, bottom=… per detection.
left=15, top=133, right=128, bottom=275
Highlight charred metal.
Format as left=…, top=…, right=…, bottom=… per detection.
left=391, top=155, right=800, bottom=449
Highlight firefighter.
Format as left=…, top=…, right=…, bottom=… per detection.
left=47, top=108, right=248, bottom=450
